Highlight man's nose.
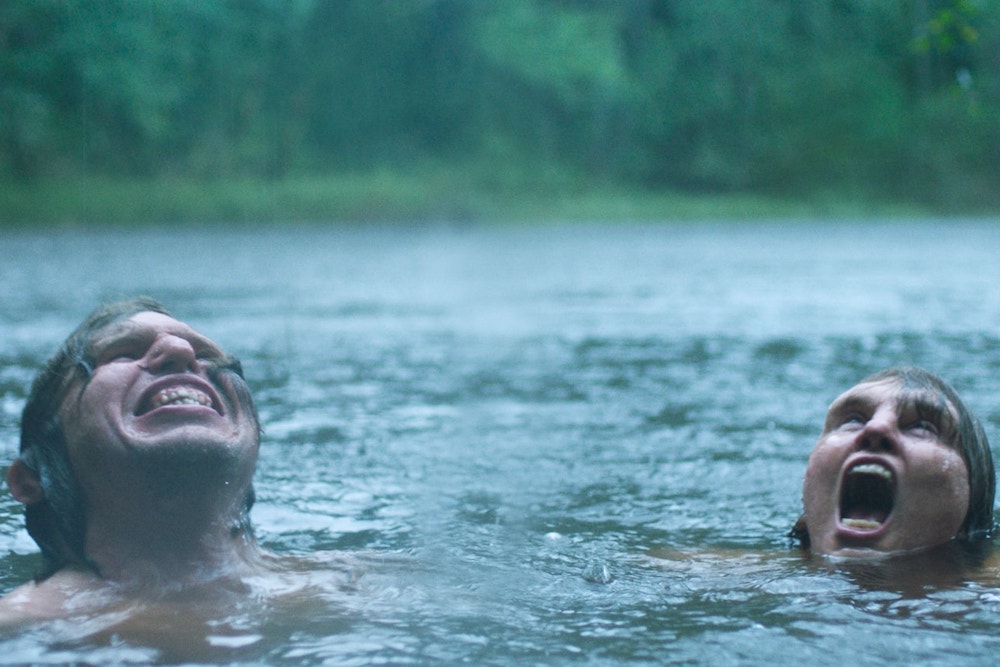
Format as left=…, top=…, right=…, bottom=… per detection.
left=143, top=334, right=197, bottom=374
left=856, top=412, right=898, bottom=452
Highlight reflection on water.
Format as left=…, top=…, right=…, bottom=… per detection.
left=1, top=220, right=1000, bottom=663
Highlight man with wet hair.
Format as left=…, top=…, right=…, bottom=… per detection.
left=793, top=366, right=995, bottom=557
left=0, top=296, right=266, bottom=619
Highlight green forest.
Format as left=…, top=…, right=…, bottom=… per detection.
left=2, top=0, right=998, bottom=224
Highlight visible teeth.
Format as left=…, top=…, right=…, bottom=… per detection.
left=150, top=387, right=212, bottom=409
left=842, top=518, right=882, bottom=530
left=849, top=463, right=892, bottom=481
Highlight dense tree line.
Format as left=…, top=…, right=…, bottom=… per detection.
left=2, top=0, right=998, bottom=209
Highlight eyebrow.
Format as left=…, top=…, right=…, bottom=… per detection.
left=823, top=395, right=872, bottom=431
left=897, top=391, right=956, bottom=431
left=824, top=388, right=957, bottom=437
left=829, top=395, right=870, bottom=415
left=89, top=321, right=224, bottom=361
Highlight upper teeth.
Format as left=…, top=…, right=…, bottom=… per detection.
left=151, top=387, right=212, bottom=409
left=849, top=463, right=892, bottom=481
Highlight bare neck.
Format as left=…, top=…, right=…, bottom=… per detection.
left=81, top=478, right=263, bottom=588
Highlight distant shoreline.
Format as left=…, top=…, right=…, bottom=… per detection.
left=0, top=172, right=958, bottom=227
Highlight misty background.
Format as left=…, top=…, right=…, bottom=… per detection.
left=1, top=0, right=998, bottom=223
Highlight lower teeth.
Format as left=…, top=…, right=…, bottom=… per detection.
left=842, top=518, right=881, bottom=530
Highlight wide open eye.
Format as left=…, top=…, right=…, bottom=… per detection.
left=905, top=419, right=939, bottom=437
left=898, top=391, right=954, bottom=442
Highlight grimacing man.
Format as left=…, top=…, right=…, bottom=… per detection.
left=0, top=297, right=267, bottom=620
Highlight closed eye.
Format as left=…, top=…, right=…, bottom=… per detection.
left=100, top=343, right=148, bottom=364
left=193, top=344, right=227, bottom=364
left=91, top=329, right=156, bottom=366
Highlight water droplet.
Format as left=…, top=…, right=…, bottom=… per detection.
left=583, top=561, right=614, bottom=584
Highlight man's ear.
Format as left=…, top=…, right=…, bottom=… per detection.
left=7, top=459, right=44, bottom=505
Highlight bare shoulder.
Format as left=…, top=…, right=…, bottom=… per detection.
left=0, top=569, right=110, bottom=626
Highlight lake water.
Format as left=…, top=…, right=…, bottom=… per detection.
left=1, top=219, right=1000, bottom=664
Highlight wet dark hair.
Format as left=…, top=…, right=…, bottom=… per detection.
left=790, top=366, right=995, bottom=549
left=17, top=296, right=259, bottom=579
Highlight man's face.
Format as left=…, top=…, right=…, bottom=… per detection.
left=57, top=312, right=259, bottom=499
left=802, top=378, right=969, bottom=557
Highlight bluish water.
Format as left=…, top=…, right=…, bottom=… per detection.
left=2, top=219, right=1000, bottom=664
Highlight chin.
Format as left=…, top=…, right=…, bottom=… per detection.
left=129, top=419, right=251, bottom=447
left=129, top=428, right=256, bottom=466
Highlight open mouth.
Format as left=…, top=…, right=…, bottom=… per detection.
left=839, top=462, right=894, bottom=531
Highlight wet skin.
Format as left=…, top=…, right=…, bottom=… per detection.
left=802, top=378, right=969, bottom=557
left=58, top=311, right=259, bottom=517
left=2, top=311, right=262, bottom=599
left=0, top=309, right=378, bottom=635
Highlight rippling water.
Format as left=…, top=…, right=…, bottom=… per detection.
left=2, top=219, right=1000, bottom=664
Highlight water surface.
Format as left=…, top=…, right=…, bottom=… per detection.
left=2, top=219, right=1000, bottom=664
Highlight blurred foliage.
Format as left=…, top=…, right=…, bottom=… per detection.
left=1, top=0, right=998, bottom=214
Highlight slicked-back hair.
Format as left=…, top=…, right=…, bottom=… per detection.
left=17, top=297, right=259, bottom=579
left=791, top=366, right=995, bottom=549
